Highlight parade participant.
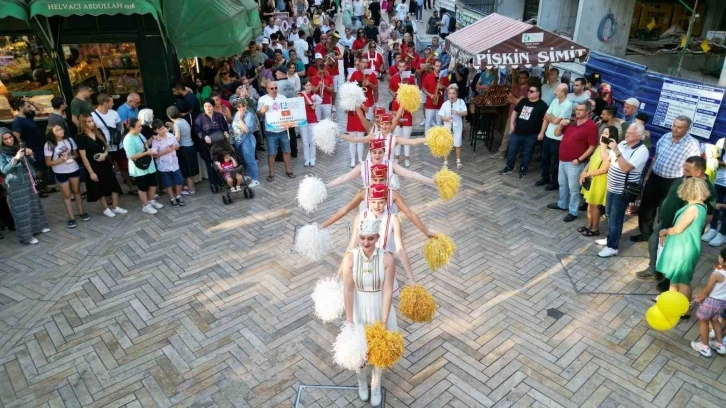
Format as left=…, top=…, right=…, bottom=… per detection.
left=391, top=96, right=414, bottom=167
left=310, top=62, right=334, bottom=121
left=349, top=56, right=379, bottom=120
left=342, top=109, right=426, bottom=162
left=439, top=84, right=468, bottom=169
left=422, top=60, right=450, bottom=134
left=327, top=139, right=433, bottom=191
left=298, top=78, right=322, bottom=166
left=340, top=217, right=397, bottom=406
left=388, top=58, right=415, bottom=99
left=365, top=40, right=384, bottom=78
left=344, top=68, right=369, bottom=168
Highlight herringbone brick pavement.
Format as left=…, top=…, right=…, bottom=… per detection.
left=1, top=84, right=725, bottom=407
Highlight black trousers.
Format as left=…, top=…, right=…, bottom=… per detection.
left=540, top=137, right=560, bottom=183
left=424, top=0, right=431, bottom=8
left=638, top=173, right=679, bottom=236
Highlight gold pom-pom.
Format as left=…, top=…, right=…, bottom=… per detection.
left=423, top=234, right=456, bottom=271
left=425, top=126, right=454, bottom=158
left=365, top=322, right=404, bottom=369
left=433, top=168, right=461, bottom=201
left=396, top=84, right=421, bottom=113
left=399, top=285, right=436, bottom=323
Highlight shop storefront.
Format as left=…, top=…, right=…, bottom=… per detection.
left=0, top=0, right=59, bottom=125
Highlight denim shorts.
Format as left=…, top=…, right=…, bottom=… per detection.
left=159, top=169, right=183, bottom=189
left=266, top=131, right=291, bottom=156
left=55, top=169, right=80, bottom=184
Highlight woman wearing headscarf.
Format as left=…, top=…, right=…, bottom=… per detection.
left=0, top=127, right=50, bottom=244
left=194, top=77, right=212, bottom=110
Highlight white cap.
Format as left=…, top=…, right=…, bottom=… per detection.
left=624, top=97, right=640, bottom=107
left=360, top=219, right=381, bottom=235
left=315, top=52, right=323, bottom=59
left=261, top=38, right=270, bottom=45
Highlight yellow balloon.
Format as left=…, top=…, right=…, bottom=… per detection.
left=656, top=291, right=690, bottom=318
left=646, top=305, right=677, bottom=331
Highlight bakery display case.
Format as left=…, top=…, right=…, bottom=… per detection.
left=0, top=35, right=59, bottom=121
left=65, top=42, right=145, bottom=106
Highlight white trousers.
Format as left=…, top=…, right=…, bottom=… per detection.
left=348, top=131, right=365, bottom=164
left=394, top=126, right=412, bottom=156
left=299, top=124, right=316, bottom=164
left=365, top=106, right=373, bottom=121
left=316, top=104, right=332, bottom=121
left=424, top=109, right=442, bottom=134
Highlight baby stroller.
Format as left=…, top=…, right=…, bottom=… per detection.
left=209, top=134, right=254, bottom=204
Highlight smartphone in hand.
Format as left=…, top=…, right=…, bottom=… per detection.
left=600, top=136, right=611, bottom=145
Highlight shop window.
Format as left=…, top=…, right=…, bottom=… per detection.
left=0, top=35, right=60, bottom=121
left=64, top=43, right=144, bottom=109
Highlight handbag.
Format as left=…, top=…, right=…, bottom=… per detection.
left=621, top=144, right=645, bottom=203
left=133, top=135, right=152, bottom=170
left=92, top=111, right=121, bottom=147
left=582, top=157, right=603, bottom=191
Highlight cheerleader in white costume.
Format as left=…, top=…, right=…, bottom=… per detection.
left=438, top=84, right=468, bottom=169
left=341, top=108, right=426, bottom=162
left=340, top=218, right=397, bottom=406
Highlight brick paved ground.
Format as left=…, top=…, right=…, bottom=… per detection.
left=1, top=19, right=726, bottom=408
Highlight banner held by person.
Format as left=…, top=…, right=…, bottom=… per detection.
left=265, top=97, right=307, bottom=132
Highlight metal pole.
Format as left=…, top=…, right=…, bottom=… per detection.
left=672, top=0, right=698, bottom=77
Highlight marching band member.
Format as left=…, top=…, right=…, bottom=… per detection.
left=391, top=93, right=414, bottom=167
left=422, top=59, right=449, bottom=135
left=365, top=40, right=384, bottom=79
left=341, top=217, right=396, bottom=407
left=349, top=56, right=379, bottom=121
left=298, top=78, right=322, bottom=166
left=310, top=61, right=334, bottom=121
left=388, top=58, right=416, bottom=99
left=438, top=84, right=468, bottom=169
left=342, top=110, right=426, bottom=162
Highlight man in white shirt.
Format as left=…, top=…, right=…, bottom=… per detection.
left=537, top=83, right=572, bottom=190
left=257, top=81, right=295, bottom=182
left=293, top=30, right=310, bottom=65
left=567, top=77, right=589, bottom=113
left=264, top=17, right=279, bottom=40
left=438, top=84, right=468, bottom=169
left=540, top=67, right=559, bottom=105
left=439, top=8, right=450, bottom=39
left=92, top=93, right=135, bottom=193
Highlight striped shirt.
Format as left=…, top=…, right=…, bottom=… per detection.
left=652, top=132, right=701, bottom=179
left=606, top=141, right=649, bottom=194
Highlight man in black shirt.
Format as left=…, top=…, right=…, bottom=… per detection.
left=47, top=97, right=70, bottom=138
left=364, top=18, right=379, bottom=42
left=500, top=85, right=549, bottom=178
left=368, top=0, right=381, bottom=26
left=450, top=61, right=468, bottom=100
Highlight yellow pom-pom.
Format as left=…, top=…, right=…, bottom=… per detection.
left=423, top=234, right=456, bottom=271
left=365, top=322, right=404, bottom=368
left=433, top=168, right=461, bottom=200
left=425, top=126, right=454, bottom=158
left=396, top=84, right=421, bottom=113
left=399, top=285, right=436, bottom=323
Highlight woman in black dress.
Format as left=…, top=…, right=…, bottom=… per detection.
left=76, top=113, right=126, bottom=218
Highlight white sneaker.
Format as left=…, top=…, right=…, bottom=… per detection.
left=709, top=233, right=726, bottom=247
left=691, top=341, right=712, bottom=357
left=709, top=340, right=726, bottom=355
left=598, top=247, right=618, bottom=258
left=356, top=369, right=369, bottom=402
left=702, top=229, right=718, bottom=242
left=27, top=237, right=39, bottom=244
left=404, top=159, right=410, bottom=167
left=103, top=208, right=116, bottom=218
left=595, top=238, right=607, bottom=246
left=249, top=180, right=260, bottom=188
left=41, top=228, right=51, bottom=233
left=456, top=160, right=462, bottom=170
left=149, top=200, right=164, bottom=209
left=112, top=206, right=128, bottom=214
left=443, top=160, right=448, bottom=168
left=142, top=204, right=158, bottom=215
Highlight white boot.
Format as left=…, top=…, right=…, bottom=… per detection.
left=370, top=367, right=382, bottom=406
left=355, top=367, right=369, bottom=401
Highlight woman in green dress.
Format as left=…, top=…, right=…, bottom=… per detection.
left=578, top=126, right=615, bottom=237
left=657, top=177, right=710, bottom=304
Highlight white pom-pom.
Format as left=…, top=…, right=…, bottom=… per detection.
left=333, top=322, right=368, bottom=370
left=311, top=277, right=344, bottom=322
left=314, top=119, right=339, bottom=155
left=338, top=82, right=366, bottom=112
left=293, top=223, right=331, bottom=262
left=297, top=176, right=328, bottom=213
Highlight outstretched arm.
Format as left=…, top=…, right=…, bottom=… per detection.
left=320, top=190, right=364, bottom=229
left=394, top=192, right=434, bottom=238
left=393, top=217, right=415, bottom=283
left=392, top=163, right=433, bottom=185
left=340, top=132, right=374, bottom=143
left=327, top=164, right=361, bottom=188
left=396, top=135, right=427, bottom=146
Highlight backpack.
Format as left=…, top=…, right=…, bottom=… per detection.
left=447, top=13, right=456, bottom=33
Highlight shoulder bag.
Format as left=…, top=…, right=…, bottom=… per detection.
left=621, top=144, right=644, bottom=203
left=582, top=159, right=602, bottom=191
left=92, top=111, right=121, bottom=147
left=133, top=135, right=152, bottom=170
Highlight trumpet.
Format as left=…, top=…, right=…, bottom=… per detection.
left=405, top=51, right=414, bottom=61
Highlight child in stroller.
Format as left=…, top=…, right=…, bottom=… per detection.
left=210, top=139, right=254, bottom=203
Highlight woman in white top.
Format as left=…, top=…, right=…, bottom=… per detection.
left=691, top=249, right=726, bottom=357
left=44, top=124, right=88, bottom=228
left=438, top=84, right=468, bottom=169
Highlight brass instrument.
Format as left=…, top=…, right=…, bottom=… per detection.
left=424, top=51, right=438, bottom=65
left=324, top=32, right=341, bottom=65
left=432, top=76, right=444, bottom=105
left=405, top=51, right=414, bottom=61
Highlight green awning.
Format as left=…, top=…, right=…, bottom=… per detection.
left=164, top=0, right=262, bottom=58
left=0, top=0, right=30, bottom=23
left=29, top=0, right=162, bottom=20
